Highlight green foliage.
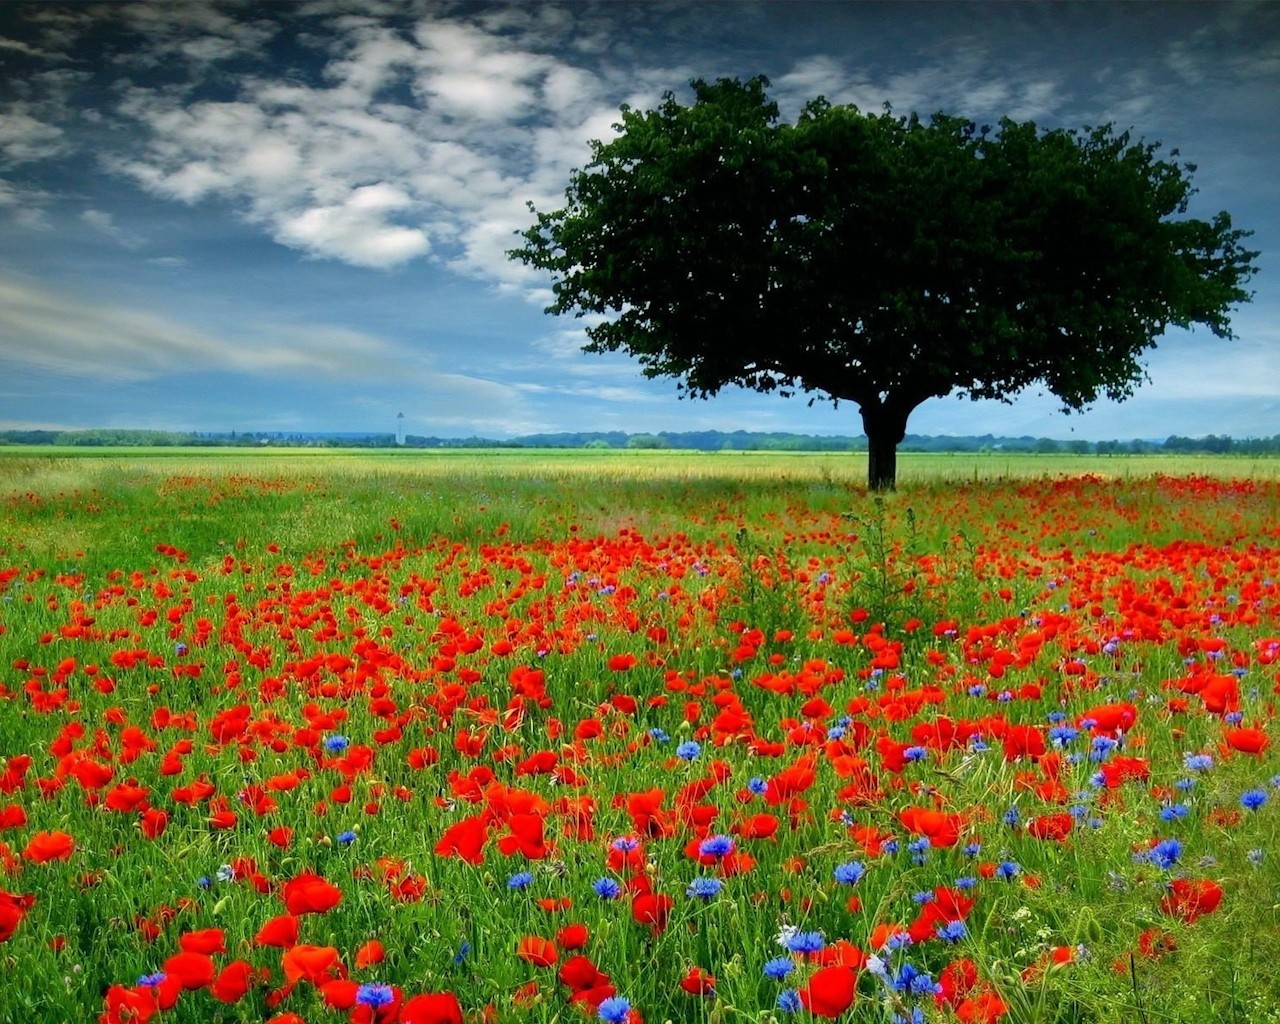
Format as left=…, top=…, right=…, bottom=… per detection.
left=511, top=75, right=1259, bottom=490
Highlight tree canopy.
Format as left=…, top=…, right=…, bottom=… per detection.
left=510, top=76, right=1258, bottom=489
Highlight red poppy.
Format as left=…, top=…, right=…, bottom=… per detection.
left=517, top=935, right=559, bottom=967
left=254, top=914, right=300, bottom=949
left=163, top=950, right=216, bottom=990
left=179, top=927, right=227, bottom=955
left=1160, top=878, right=1224, bottom=922
left=22, top=829, right=75, bottom=863
left=100, top=985, right=158, bottom=1024
left=679, top=965, right=716, bottom=996
left=400, top=991, right=464, bottom=1024
left=434, top=813, right=489, bottom=865
left=556, top=923, right=589, bottom=950
left=0, top=889, right=34, bottom=943
left=281, top=871, right=343, bottom=915
left=211, top=959, right=259, bottom=1003
left=356, top=938, right=386, bottom=969
left=800, top=965, right=857, bottom=1018
left=1223, top=726, right=1269, bottom=755
left=631, top=891, right=673, bottom=933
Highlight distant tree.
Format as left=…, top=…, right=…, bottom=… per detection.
left=512, top=76, right=1258, bottom=490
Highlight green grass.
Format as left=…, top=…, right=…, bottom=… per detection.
left=1, top=451, right=1279, bottom=1024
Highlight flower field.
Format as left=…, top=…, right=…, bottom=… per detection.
left=2, top=453, right=1279, bottom=1024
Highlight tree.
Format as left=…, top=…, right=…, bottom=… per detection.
left=511, top=76, right=1258, bottom=489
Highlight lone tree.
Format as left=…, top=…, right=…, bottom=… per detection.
left=511, top=76, right=1257, bottom=489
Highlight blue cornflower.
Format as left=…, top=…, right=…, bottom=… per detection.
left=675, top=741, right=702, bottom=760
left=833, top=861, right=865, bottom=885
left=597, top=996, right=632, bottom=1023
left=1159, top=803, right=1190, bottom=822
left=962, top=842, right=981, bottom=857
left=1184, top=752, right=1214, bottom=771
left=592, top=878, right=621, bottom=900
left=452, top=941, right=471, bottom=966
left=324, top=734, right=350, bottom=754
left=356, top=983, right=395, bottom=1008
left=894, top=1009, right=928, bottom=1024
left=748, top=776, right=768, bottom=795
left=336, top=829, right=357, bottom=846
left=996, top=861, right=1021, bottom=881
left=1148, top=838, right=1183, bottom=870
left=196, top=876, right=212, bottom=890
left=954, top=876, right=977, bottom=890
left=1048, top=725, right=1080, bottom=746
left=777, top=989, right=802, bottom=1013
left=648, top=728, right=670, bottom=743
left=763, top=956, right=795, bottom=979
left=903, top=746, right=928, bottom=763
left=936, top=920, right=967, bottom=943
left=827, top=726, right=846, bottom=740
left=138, top=972, right=166, bottom=988
left=1003, top=807, right=1021, bottom=827
left=783, top=931, right=825, bottom=954
left=507, top=871, right=534, bottom=890
left=698, top=834, right=735, bottom=858
left=611, top=836, right=639, bottom=852
left=884, top=931, right=914, bottom=952
left=967, top=684, right=987, bottom=698
left=1241, top=788, right=1269, bottom=811
left=882, top=838, right=900, bottom=856
left=911, top=890, right=934, bottom=904
left=687, top=877, right=723, bottom=900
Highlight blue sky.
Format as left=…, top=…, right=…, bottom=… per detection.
left=1, top=1, right=1276, bottom=441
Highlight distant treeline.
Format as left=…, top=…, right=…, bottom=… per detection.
left=2, top=428, right=1278, bottom=454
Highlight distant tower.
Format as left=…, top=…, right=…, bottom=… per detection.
left=395, top=412, right=405, bottom=446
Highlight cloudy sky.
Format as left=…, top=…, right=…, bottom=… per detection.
left=1, top=1, right=1276, bottom=441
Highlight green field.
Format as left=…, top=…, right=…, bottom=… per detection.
left=2, top=450, right=1279, bottom=1024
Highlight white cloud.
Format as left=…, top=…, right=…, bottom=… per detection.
left=81, top=208, right=145, bottom=249
left=0, top=104, right=66, bottom=165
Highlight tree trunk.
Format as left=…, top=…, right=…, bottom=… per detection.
left=860, top=400, right=911, bottom=492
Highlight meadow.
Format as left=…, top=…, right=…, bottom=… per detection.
left=1, top=450, right=1278, bottom=1024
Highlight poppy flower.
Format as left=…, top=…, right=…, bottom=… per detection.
left=1160, top=878, right=1224, bottom=922
left=211, top=959, right=259, bottom=1003
left=355, top=938, right=386, bottom=969
left=163, top=950, right=216, bottom=990
left=254, top=914, right=301, bottom=949
left=679, top=966, right=716, bottom=996
left=555, top=923, right=589, bottom=951
left=281, top=871, right=343, bottom=915
left=799, top=965, right=857, bottom=1018
left=100, top=985, right=158, bottom=1024
left=630, top=891, right=673, bottom=934
left=22, top=829, right=75, bottom=863
left=399, top=991, right=464, bottom=1024
left=517, top=935, right=559, bottom=967
left=0, top=889, right=34, bottom=943
left=180, top=927, right=227, bottom=955
left=281, top=944, right=344, bottom=988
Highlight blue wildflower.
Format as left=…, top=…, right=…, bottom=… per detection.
left=356, top=983, right=395, bottom=1008
left=996, top=861, right=1021, bottom=881
left=507, top=871, right=534, bottom=890
left=1148, top=838, right=1182, bottom=870
left=763, top=956, right=794, bottom=980
left=903, top=746, right=928, bottom=763
left=687, top=877, right=723, bottom=900
left=597, top=996, right=631, bottom=1023
left=324, top=734, right=350, bottom=754
left=1241, top=788, right=1268, bottom=811
left=336, top=829, right=357, bottom=846
left=747, top=776, right=768, bottom=795
left=936, top=920, right=967, bottom=943
left=592, top=878, right=621, bottom=900
left=777, top=989, right=802, bottom=1013
left=783, top=931, right=825, bottom=954
left=1184, top=752, right=1214, bottom=771
left=698, top=834, right=734, bottom=858
left=675, top=741, right=701, bottom=760
left=833, top=861, right=865, bottom=885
